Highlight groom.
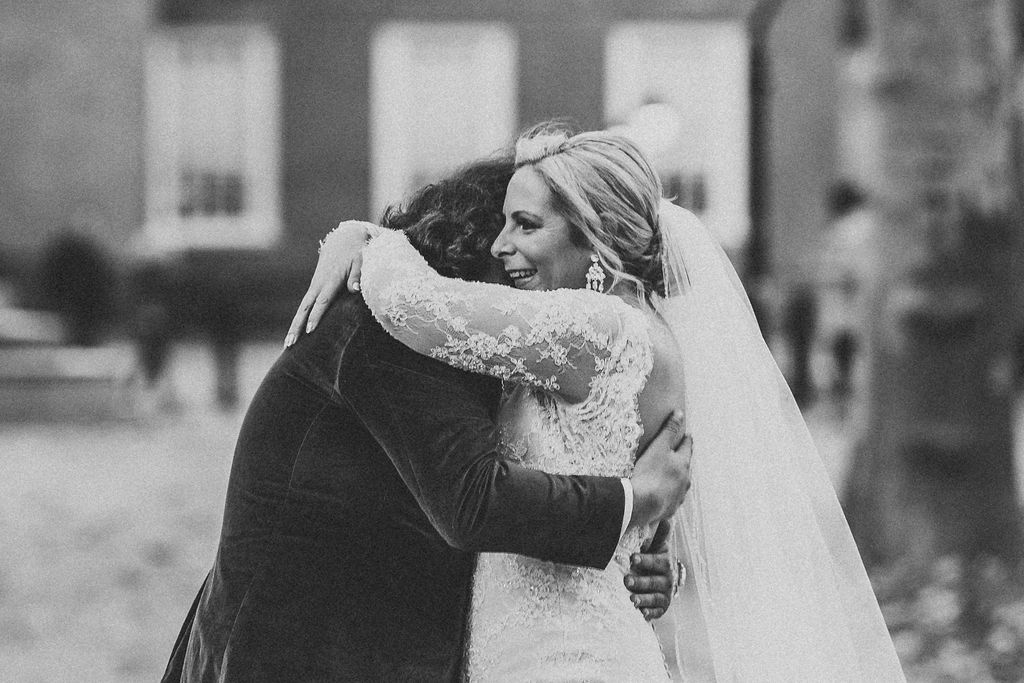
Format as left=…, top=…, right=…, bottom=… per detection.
left=162, top=157, right=690, bottom=682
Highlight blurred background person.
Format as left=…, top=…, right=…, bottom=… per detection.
left=817, top=180, right=873, bottom=413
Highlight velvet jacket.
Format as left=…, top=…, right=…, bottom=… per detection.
left=161, top=294, right=625, bottom=682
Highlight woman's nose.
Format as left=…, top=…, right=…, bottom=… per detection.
left=490, top=223, right=514, bottom=258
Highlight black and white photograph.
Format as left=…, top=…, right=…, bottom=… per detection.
left=2, top=1, right=1023, bottom=680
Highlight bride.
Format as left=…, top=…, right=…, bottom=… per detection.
left=295, top=124, right=905, bottom=681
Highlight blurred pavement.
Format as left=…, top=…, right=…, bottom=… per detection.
left=0, top=342, right=278, bottom=682
left=0, top=341, right=1021, bottom=681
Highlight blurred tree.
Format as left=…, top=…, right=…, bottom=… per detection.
left=844, top=1, right=1024, bottom=577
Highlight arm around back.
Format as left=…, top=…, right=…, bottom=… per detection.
left=340, top=315, right=624, bottom=569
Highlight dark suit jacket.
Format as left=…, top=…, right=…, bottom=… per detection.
left=162, top=294, right=625, bottom=682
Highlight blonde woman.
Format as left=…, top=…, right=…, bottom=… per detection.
left=292, top=125, right=905, bottom=681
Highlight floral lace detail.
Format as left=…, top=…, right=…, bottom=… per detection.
left=465, top=314, right=666, bottom=681
left=361, top=230, right=633, bottom=400
left=360, top=229, right=667, bottom=680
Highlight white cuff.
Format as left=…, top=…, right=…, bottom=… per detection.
left=619, top=478, right=634, bottom=543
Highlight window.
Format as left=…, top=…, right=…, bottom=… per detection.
left=370, top=22, right=518, bottom=219
left=605, top=22, right=750, bottom=252
left=145, top=24, right=280, bottom=251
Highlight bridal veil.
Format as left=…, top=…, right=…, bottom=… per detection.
left=653, top=200, right=905, bottom=681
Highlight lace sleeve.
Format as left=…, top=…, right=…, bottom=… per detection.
left=360, top=229, right=637, bottom=401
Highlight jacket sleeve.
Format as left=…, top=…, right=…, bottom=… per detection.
left=340, top=319, right=625, bottom=569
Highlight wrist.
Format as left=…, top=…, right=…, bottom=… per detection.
left=628, top=478, right=661, bottom=528
left=318, top=221, right=373, bottom=254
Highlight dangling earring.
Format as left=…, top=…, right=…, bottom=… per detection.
left=585, top=254, right=607, bottom=293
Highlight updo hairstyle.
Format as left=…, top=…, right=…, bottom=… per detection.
left=514, top=123, right=665, bottom=299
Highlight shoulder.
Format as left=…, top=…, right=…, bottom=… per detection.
left=346, top=299, right=502, bottom=401
left=534, top=287, right=642, bottom=337
left=297, top=292, right=375, bottom=355
left=284, top=293, right=366, bottom=361
left=539, top=290, right=654, bottom=369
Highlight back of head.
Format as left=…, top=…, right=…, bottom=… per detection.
left=514, top=123, right=665, bottom=300
left=381, top=155, right=514, bottom=282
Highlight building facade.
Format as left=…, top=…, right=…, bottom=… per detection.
left=0, top=0, right=841, bottom=336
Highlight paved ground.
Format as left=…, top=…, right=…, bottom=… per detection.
left=0, top=341, right=1018, bottom=681
left=0, top=343, right=278, bottom=682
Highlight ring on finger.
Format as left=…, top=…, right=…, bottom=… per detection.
left=672, top=561, right=686, bottom=596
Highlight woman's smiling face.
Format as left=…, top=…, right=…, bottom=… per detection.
left=491, top=167, right=593, bottom=291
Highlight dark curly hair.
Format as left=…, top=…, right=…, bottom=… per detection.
left=380, top=155, right=514, bottom=282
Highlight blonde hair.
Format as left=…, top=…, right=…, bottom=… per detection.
left=514, top=123, right=665, bottom=300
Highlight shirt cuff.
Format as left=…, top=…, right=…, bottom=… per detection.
left=619, top=478, right=634, bottom=543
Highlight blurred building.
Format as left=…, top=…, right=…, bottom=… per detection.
left=0, top=0, right=843, bottom=337
left=0, top=2, right=147, bottom=273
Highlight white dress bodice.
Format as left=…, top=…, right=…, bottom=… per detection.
left=361, top=229, right=670, bottom=681
left=465, top=380, right=671, bottom=681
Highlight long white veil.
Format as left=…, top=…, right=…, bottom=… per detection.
left=653, top=200, right=905, bottom=681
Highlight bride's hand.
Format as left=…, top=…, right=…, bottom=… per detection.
left=628, top=411, right=693, bottom=525
left=284, top=221, right=374, bottom=347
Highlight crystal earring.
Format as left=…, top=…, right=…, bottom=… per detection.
left=585, top=254, right=606, bottom=293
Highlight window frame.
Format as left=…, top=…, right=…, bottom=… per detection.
left=369, top=21, right=518, bottom=220
left=144, top=23, right=281, bottom=252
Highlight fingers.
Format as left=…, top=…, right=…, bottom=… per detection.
left=345, top=253, right=363, bottom=293
left=625, top=556, right=672, bottom=601
left=629, top=589, right=670, bottom=621
left=284, top=292, right=317, bottom=348
left=640, top=606, right=667, bottom=621
left=630, top=590, right=669, bottom=610
left=673, top=433, right=693, bottom=495
left=284, top=266, right=347, bottom=346
left=647, top=520, right=672, bottom=554
left=659, top=408, right=690, bottom=450
left=628, top=552, right=671, bottom=578
left=626, top=551, right=674, bottom=620
left=305, top=295, right=331, bottom=334
left=286, top=220, right=368, bottom=346
left=637, top=409, right=684, bottom=463
left=305, top=269, right=348, bottom=335
left=679, top=437, right=693, bottom=497
left=625, top=572, right=672, bottom=594
left=663, top=409, right=685, bottom=441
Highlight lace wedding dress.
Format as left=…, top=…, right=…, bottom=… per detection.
left=361, top=229, right=671, bottom=681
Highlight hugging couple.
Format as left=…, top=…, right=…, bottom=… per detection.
left=163, top=124, right=904, bottom=681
